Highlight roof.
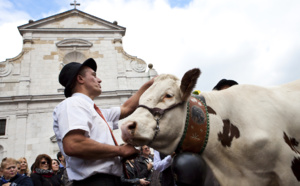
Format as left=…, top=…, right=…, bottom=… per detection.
left=18, top=9, right=126, bottom=36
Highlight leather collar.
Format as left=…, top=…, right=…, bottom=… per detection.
left=175, top=94, right=210, bottom=154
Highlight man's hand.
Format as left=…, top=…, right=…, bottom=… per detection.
left=139, top=178, right=150, bottom=186
left=118, top=144, right=139, bottom=159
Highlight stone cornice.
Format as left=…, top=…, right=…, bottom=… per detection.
left=18, top=9, right=126, bottom=36
left=0, top=90, right=137, bottom=104
left=18, top=28, right=125, bottom=34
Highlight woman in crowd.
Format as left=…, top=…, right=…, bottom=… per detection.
left=51, top=159, right=59, bottom=175
left=0, top=157, right=33, bottom=185
left=16, top=161, right=21, bottom=174
left=30, top=154, right=63, bottom=186
left=18, top=157, right=30, bottom=176
left=52, top=159, right=63, bottom=181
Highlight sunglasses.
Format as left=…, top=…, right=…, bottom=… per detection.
left=40, top=161, right=49, bottom=165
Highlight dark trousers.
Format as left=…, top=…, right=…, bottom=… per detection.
left=73, top=173, right=121, bottom=186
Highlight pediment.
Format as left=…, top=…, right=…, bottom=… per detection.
left=18, top=9, right=125, bottom=35
left=56, top=38, right=93, bottom=48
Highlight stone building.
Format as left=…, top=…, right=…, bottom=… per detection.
left=0, top=8, right=157, bottom=164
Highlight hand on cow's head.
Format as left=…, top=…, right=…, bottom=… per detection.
left=180, top=68, right=201, bottom=101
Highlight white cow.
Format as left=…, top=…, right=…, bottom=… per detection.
left=121, top=68, right=300, bottom=186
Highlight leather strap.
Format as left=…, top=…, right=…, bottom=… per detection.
left=94, top=104, right=130, bottom=179
left=94, top=104, right=118, bottom=146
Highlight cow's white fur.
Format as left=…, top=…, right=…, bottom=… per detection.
left=121, top=72, right=300, bottom=186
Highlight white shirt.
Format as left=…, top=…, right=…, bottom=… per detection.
left=153, top=150, right=172, bottom=172
left=53, top=93, right=121, bottom=181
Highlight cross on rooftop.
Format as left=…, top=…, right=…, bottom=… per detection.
left=70, top=0, right=80, bottom=9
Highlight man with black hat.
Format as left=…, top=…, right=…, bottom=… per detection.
left=53, top=58, right=154, bottom=186
left=212, top=79, right=238, bottom=90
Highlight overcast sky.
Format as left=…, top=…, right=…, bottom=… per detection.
left=1, top=0, right=300, bottom=91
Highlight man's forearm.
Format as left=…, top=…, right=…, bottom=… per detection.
left=64, top=135, right=120, bottom=159
left=63, top=130, right=138, bottom=160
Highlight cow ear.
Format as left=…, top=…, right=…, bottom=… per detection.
left=180, top=68, right=201, bottom=101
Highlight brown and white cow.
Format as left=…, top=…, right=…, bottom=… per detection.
left=121, top=68, right=300, bottom=186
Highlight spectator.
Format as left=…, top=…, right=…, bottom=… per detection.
left=153, top=150, right=175, bottom=186
left=56, top=152, right=72, bottom=186
left=212, top=79, right=238, bottom=90
left=53, top=58, right=153, bottom=185
left=16, top=161, right=21, bottom=174
left=136, top=145, right=153, bottom=182
left=18, top=157, right=30, bottom=176
left=52, top=159, right=64, bottom=181
left=56, top=152, right=65, bottom=169
left=0, top=157, right=33, bottom=185
left=121, top=159, right=150, bottom=186
left=30, top=154, right=63, bottom=186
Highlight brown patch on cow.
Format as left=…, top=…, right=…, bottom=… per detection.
left=218, top=120, right=240, bottom=147
left=283, top=132, right=300, bottom=154
left=207, top=106, right=216, bottom=115
left=292, top=157, right=300, bottom=181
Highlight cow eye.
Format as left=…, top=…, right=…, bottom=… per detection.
left=165, top=94, right=173, bottom=98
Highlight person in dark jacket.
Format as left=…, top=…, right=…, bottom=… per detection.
left=135, top=145, right=153, bottom=182
left=30, top=154, right=63, bottom=186
left=121, top=159, right=150, bottom=186
left=0, top=157, right=33, bottom=186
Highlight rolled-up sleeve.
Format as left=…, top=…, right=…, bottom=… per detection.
left=101, top=107, right=121, bottom=130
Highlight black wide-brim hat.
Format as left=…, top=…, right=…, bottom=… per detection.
left=213, top=79, right=238, bottom=90
left=59, top=58, right=97, bottom=98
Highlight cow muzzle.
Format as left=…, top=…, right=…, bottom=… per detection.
left=121, top=121, right=137, bottom=144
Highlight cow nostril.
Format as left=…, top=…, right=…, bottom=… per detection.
left=128, top=122, right=137, bottom=130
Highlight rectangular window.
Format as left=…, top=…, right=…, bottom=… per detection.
left=0, top=119, right=6, bottom=135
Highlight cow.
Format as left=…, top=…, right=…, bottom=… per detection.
left=121, top=68, right=300, bottom=186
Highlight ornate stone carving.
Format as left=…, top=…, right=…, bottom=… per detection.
left=121, top=49, right=147, bottom=73
left=130, top=60, right=147, bottom=72
left=0, top=51, right=26, bottom=77
left=0, top=62, right=13, bottom=77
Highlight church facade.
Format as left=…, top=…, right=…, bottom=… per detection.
left=0, top=8, right=157, bottom=164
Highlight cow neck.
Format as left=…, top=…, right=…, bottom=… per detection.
left=175, top=94, right=210, bottom=154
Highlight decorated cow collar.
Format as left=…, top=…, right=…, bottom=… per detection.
left=175, top=94, right=210, bottom=154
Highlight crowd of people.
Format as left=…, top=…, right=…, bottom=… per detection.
left=0, top=147, right=165, bottom=186
left=0, top=152, right=69, bottom=186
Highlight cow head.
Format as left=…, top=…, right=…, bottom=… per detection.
left=121, top=68, right=201, bottom=155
